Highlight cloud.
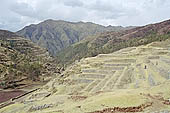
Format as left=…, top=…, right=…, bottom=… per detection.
left=62, top=0, right=84, bottom=7
left=0, top=0, right=170, bottom=31
left=11, top=2, right=36, bottom=17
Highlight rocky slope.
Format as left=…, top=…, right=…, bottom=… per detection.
left=0, top=30, right=60, bottom=89
left=1, top=38, right=170, bottom=113
left=16, top=19, right=131, bottom=56
left=57, top=19, right=170, bottom=65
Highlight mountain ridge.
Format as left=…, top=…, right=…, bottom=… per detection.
left=1, top=36, right=170, bottom=113
left=1, top=18, right=170, bottom=113
left=16, top=19, right=133, bottom=56
left=57, top=19, right=170, bottom=65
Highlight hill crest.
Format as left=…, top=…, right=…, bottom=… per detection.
left=16, top=19, right=131, bottom=56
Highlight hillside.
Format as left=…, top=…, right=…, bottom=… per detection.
left=1, top=38, right=170, bottom=113
left=16, top=19, right=131, bottom=56
left=0, top=30, right=60, bottom=89
left=57, top=19, right=170, bottom=65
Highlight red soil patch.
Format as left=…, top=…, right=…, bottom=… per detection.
left=0, top=90, right=25, bottom=103
left=89, top=102, right=153, bottom=113
left=162, top=99, right=170, bottom=105
left=142, top=93, right=170, bottom=106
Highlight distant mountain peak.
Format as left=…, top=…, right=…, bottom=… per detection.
left=17, top=19, right=131, bottom=56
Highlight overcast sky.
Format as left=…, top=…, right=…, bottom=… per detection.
left=0, top=0, right=170, bottom=31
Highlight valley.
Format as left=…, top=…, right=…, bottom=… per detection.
left=1, top=38, right=170, bottom=113
left=1, top=0, right=170, bottom=112
left=0, top=19, right=170, bottom=113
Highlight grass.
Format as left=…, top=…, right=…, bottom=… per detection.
left=57, top=33, right=170, bottom=67
left=1, top=38, right=170, bottom=113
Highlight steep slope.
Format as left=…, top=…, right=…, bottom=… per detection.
left=16, top=19, right=131, bottom=56
left=0, top=30, right=60, bottom=89
left=57, top=19, right=170, bottom=65
left=1, top=38, right=170, bottom=113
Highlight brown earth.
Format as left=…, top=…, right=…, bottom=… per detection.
left=88, top=102, right=153, bottom=113
left=0, top=90, right=25, bottom=103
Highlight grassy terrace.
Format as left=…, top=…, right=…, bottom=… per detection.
left=1, top=39, right=170, bottom=113
left=57, top=33, right=170, bottom=66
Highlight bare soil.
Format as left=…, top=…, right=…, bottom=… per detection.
left=0, top=90, right=25, bottom=103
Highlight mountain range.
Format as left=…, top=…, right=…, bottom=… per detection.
left=1, top=19, right=170, bottom=88
left=57, top=19, right=170, bottom=65
left=1, top=19, right=170, bottom=112
left=1, top=18, right=170, bottom=113
left=16, top=19, right=133, bottom=56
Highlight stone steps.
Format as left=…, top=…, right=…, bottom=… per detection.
left=100, top=66, right=125, bottom=71
left=102, top=70, right=123, bottom=91
left=70, top=78, right=94, bottom=84
left=81, top=69, right=114, bottom=74
left=59, top=43, right=170, bottom=94
left=148, top=61, right=170, bottom=80
left=103, top=63, right=131, bottom=67
left=78, top=73, right=106, bottom=79
left=113, top=67, right=132, bottom=89
left=97, top=54, right=126, bottom=58
left=103, top=59, right=136, bottom=63
left=83, top=80, right=101, bottom=92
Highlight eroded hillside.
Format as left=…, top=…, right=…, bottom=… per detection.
left=1, top=39, right=170, bottom=113
left=0, top=30, right=60, bottom=89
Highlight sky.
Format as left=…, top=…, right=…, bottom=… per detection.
left=0, top=0, right=170, bottom=32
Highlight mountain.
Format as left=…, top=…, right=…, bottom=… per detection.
left=57, top=19, right=170, bottom=65
left=16, top=19, right=132, bottom=56
left=0, top=30, right=61, bottom=89
left=1, top=19, right=170, bottom=113
left=2, top=36, right=170, bottom=113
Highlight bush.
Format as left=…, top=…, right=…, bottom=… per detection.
left=17, top=61, right=43, bottom=81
